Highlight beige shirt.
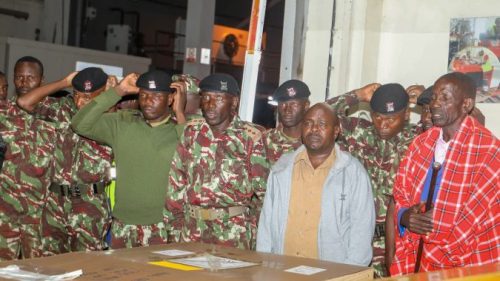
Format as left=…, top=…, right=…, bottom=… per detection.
left=284, top=148, right=336, bottom=259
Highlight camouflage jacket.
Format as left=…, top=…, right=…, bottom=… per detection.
left=167, top=116, right=269, bottom=245
left=327, top=91, right=417, bottom=222
left=263, top=128, right=302, bottom=166
left=34, top=96, right=112, bottom=186
left=0, top=100, right=58, bottom=220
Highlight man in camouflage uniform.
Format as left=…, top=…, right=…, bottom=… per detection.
left=327, top=83, right=416, bottom=277
left=0, top=56, right=60, bottom=260
left=0, top=110, right=58, bottom=260
left=167, top=73, right=269, bottom=250
left=17, top=67, right=114, bottom=254
left=263, top=80, right=310, bottom=166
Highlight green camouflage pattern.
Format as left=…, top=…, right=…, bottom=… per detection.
left=33, top=96, right=112, bottom=254
left=0, top=100, right=59, bottom=260
left=327, top=91, right=417, bottom=277
left=42, top=191, right=110, bottom=254
left=263, top=128, right=302, bottom=166
left=34, top=95, right=74, bottom=123
left=109, top=218, right=168, bottom=249
left=172, top=74, right=200, bottom=95
left=166, top=116, right=269, bottom=250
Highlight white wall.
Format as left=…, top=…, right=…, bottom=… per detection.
left=373, top=0, right=500, bottom=137
left=301, top=0, right=499, bottom=137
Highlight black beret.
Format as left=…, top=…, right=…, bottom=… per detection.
left=370, top=83, right=409, bottom=114
left=199, top=73, right=240, bottom=96
left=136, top=70, right=173, bottom=93
left=417, top=86, right=433, bottom=106
left=72, top=67, right=107, bottom=93
left=272, top=79, right=310, bottom=102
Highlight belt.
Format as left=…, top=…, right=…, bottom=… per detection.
left=188, top=205, right=248, bottom=221
left=374, top=222, right=385, bottom=239
left=49, top=182, right=106, bottom=197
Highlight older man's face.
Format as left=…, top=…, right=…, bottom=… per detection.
left=302, top=105, right=340, bottom=154
left=430, top=78, right=469, bottom=129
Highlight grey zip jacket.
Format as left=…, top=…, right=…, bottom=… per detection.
left=256, top=145, right=375, bottom=266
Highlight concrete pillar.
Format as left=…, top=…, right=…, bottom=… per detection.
left=300, top=0, right=335, bottom=104
left=279, top=0, right=306, bottom=84
left=281, top=0, right=384, bottom=103
left=183, top=0, right=215, bottom=79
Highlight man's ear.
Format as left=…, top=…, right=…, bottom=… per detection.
left=168, top=93, right=175, bottom=106
left=304, top=100, right=310, bottom=110
left=463, top=98, right=474, bottom=114
left=404, top=107, right=411, bottom=121
left=333, top=124, right=341, bottom=141
left=231, top=96, right=239, bottom=112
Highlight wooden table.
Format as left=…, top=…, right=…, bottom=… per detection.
left=0, top=242, right=373, bottom=281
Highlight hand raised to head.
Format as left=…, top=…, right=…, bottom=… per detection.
left=356, top=83, right=381, bottom=102
left=115, top=73, right=140, bottom=97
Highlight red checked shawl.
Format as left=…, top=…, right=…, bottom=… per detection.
left=391, top=116, right=499, bottom=275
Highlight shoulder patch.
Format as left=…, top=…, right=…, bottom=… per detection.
left=187, top=117, right=205, bottom=127
left=243, top=122, right=264, bottom=142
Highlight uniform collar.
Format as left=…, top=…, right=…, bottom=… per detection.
left=280, top=127, right=300, bottom=141
left=148, top=115, right=172, bottom=127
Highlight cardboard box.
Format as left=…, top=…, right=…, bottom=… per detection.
left=0, top=242, right=373, bottom=281
left=381, top=262, right=500, bottom=281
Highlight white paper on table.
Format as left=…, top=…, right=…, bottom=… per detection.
left=285, top=265, right=326, bottom=276
left=170, top=254, right=258, bottom=270
left=153, top=249, right=195, bottom=257
left=0, top=265, right=82, bottom=280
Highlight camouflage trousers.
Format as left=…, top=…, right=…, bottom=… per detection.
left=373, top=235, right=387, bottom=278
left=41, top=191, right=111, bottom=255
left=0, top=213, right=44, bottom=261
left=177, top=210, right=255, bottom=250
left=108, top=218, right=168, bottom=249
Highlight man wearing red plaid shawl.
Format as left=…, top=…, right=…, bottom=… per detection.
left=391, top=72, right=499, bottom=275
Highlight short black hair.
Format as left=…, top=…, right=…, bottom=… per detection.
left=15, top=56, right=44, bottom=76
left=0, top=71, right=5, bottom=77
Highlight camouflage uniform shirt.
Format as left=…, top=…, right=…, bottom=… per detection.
left=33, top=96, right=112, bottom=186
left=263, top=128, right=302, bottom=166
left=167, top=116, right=269, bottom=250
left=0, top=100, right=58, bottom=220
left=33, top=96, right=112, bottom=253
left=327, top=91, right=416, bottom=224
left=0, top=100, right=59, bottom=259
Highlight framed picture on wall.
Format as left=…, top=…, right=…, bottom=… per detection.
left=449, top=17, right=500, bottom=103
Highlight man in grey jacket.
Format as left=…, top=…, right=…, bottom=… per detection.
left=256, top=103, right=375, bottom=266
